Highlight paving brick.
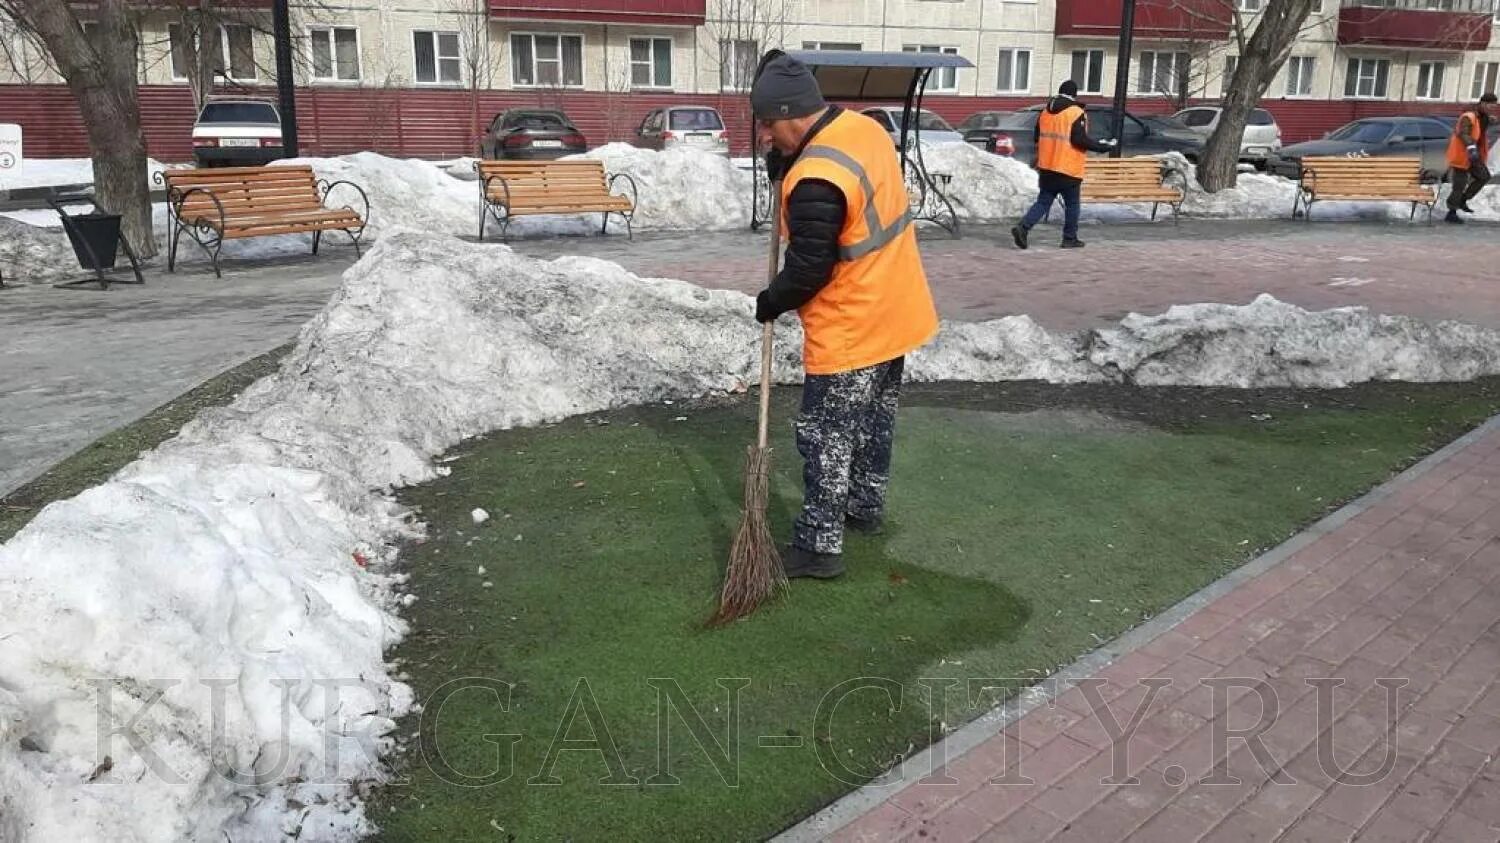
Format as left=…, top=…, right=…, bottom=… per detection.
left=1196, top=808, right=1288, bottom=843
left=1002, top=703, right=1081, bottom=751
left=1353, top=807, right=1434, bottom=843
left=1454, top=766, right=1500, bottom=824
left=1277, top=811, right=1357, bottom=843
left=1238, top=777, right=1324, bottom=830
left=1011, top=736, right=1097, bottom=790
left=1138, top=629, right=1197, bottom=663
left=1029, top=753, right=1120, bottom=823
left=1311, top=745, right=1414, bottom=829
left=973, top=805, right=1063, bottom=842
left=829, top=801, right=921, bottom=843
left=1382, top=770, right=1465, bottom=827
left=900, top=802, right=993, bottom=843
left=1124, top=805, right=1217, bottom=842
left=1446, top=711, right=1500, bottom=756
left=1305, top=613, right=1391, bottom=664
left=1429, top=808, right=1500, bottom=843
left=1173, top=608, right=1238, bottom=645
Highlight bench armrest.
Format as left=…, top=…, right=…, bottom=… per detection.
left=607, top=172, right=639, bottom=208
left=482, top=172, right=512, bottom=211
left=1160, top=164, right=1188, bottom=196
left=317, top=178, right=371, bottom=226
left=1298, top=165, right=1317, bottom=196
left=171, top=186, right=227, bottom=235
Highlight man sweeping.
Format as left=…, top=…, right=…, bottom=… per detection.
left=1444, top=91, right=1496, bottom=224
left=751, top=53, right=939, bottom=580
left=1010, top=80, right=1116, bottom=249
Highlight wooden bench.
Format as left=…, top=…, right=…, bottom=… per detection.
left=158, top=165, right=369, bottom=277
left=476, top=159, right=637, bottom=241
left=1292, top=156, right=1437, bottom=223
left=1079, top=157, right=1187, bottom=223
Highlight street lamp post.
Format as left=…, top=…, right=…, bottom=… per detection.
left=1109, top=0, right=1138, bottom=158
left=272, top=0, right=300, bottom=158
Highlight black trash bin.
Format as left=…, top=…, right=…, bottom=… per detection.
left=62, top=212, right=122, bottom=270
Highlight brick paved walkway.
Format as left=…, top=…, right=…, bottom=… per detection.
left=517, top=220, right=1500, bottom=333
left=779, top=418, right=1500, bottom=843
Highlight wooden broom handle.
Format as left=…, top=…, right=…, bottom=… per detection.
left=757, top=184, right=782, bottom=449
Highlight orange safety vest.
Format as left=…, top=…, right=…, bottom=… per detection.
left=780, top=110, right=939, bottom=376
left=1447, top=110, right=1490, bottom=170
left=1037, top=104, right=1088, bottom=180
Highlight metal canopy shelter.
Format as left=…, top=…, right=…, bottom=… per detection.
left=751, top=49, right=975, bottom=235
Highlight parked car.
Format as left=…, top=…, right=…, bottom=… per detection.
left=985, top=105, right=1205, bottom=163
left=1171, top=106, right=1282, bottom=168
left=859, top=106, right=966, bottom=145
left=1268, top=117, right=1459, bottom=181
left=479, top=109, right=586, bottom=160
left=958, top=111, right=1017, bottom=155
left=191, top=97, right=283, bottom=167
left=634, top=106, right=729, bottom=156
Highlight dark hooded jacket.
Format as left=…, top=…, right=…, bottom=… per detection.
left=1033, top=95, right=1115, bottom=190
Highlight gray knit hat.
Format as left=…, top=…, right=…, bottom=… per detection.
left=751, top=54, right=827, bottom=120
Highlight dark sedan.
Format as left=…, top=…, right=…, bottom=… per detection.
left=974, top=105, right=1205, bottom=162
left=1269, top=116, right=1500, bottom=182
left=479, top=109, right=587, bottom=160
left=958, top=111, right=1017, bottom=155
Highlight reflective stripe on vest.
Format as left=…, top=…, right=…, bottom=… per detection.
left=797, top=145, right=914, bottom=261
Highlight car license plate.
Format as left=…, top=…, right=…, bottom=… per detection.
left=688, top=134, right=713, bottom=143
left=1247, top=146, right=1269, bottom=156
left=220, top=138, right=260, bottom=147
left=533, top=140, right=563, bottom=148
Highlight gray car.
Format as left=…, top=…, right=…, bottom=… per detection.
left=479, top=109, right=586, bottom=160
left=1268, top=117, right=1458, bottom=182
left=860, top=107, right=966, bottom=145
left=988, top=105, right=1205, bottom=163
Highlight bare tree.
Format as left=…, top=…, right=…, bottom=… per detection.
left=0, top=12, right=55, bottom=83
left=1, top=0, right=156, bottom=256
left=702, top=0, right=788, bottom=137
left=446, top=0, right=491, bottom=150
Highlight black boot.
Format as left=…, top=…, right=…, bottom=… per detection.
left=1060, top=237, right=1086, bottom=248
left=1446, top=209, right=1464, bottom=224
left=1460, top=202, right=1476, bottom=213
left=846, top=513, right=883, bottom=535
left=782, top=545, right=845, bottom=579
left=1011, top=225, right=1029, bottom=250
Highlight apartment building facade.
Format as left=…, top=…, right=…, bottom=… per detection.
left=3, top=0, right=1499, bottom=159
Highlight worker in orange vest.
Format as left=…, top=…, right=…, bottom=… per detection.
left=1445, top=91, right=1496, bottom=224
left=1011, top=80, right=1117, bottom=249
left=751, top=51, right=940, bottom=579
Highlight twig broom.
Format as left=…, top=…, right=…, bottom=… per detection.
left=709, top=188, right=788, bottom=627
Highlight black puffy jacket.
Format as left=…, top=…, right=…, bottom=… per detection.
left=759, top=107, right=848, bottom=320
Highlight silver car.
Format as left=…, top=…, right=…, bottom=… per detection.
left=859, top=106, right=965, bottom=146
left=634, top=106, right=729, bottom=156
left=1172, top=106, right=1282, bottom=168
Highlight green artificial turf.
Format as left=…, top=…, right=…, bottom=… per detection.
left=370, top=379, right=1500, bottom=842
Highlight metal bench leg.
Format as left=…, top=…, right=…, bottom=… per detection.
left=346, top=227, right=363, bottom=258
left=600, top=211, right=608, bottom=236
left=478, top=199, right=488, bottom=242
left=167, top=216, right=181, bottom=272
left=1151, top=202, right=1159, bottom=222
left=312, top=229, right=322, bottom=255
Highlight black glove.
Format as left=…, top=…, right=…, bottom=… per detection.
left=764, top=148, right=789, bottom=183
left=755, top=290, right=781, bottom=323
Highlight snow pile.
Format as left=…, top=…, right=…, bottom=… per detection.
left=0, top=157, right=167, bottom=193
left=1085, top=294, right=1500, bottom=387
left=919, top=142, right=1038, bottom=221
left=5, top=229, right=1500, bottom=841
left=0, top=218, right=72, bottom=286
left=581, top=143, right=751, bottom=231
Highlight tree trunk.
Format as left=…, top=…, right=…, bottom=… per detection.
left=11, top=0, right=157, bottom=257
left=1198, top=0, right=1317, bottom=193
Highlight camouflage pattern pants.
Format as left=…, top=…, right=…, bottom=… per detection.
left=792, top=356, right=905, bottom=555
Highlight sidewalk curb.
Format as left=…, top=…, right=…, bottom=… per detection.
left=773, top=413, right=1500, bottom=842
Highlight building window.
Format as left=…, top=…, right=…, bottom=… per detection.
left=169, top=23, right=256, bottom=82
left=413, top=31, right=460, bottom=85
left=994, top=48, right=1031, bottom=94
left=629, top=37, right=672, bottom=88
left=1473, top=62, right=1499, bottom=99
left=1238, top=0, right=1262, bottom=9
left=1138, top=51, right=1189, bottom=95
left=511, top=33, right=583, bottom=87
left=1344, top=57, right=1389, bottom=98
left=719, top=38, right=758, bottom=90
left=801, top=41, right=861, bottom=51
left=1285, top=56, right=1315, bottom=96
left=1221, top=55, right=1238, bottom=97
left=903, top=45, right=959, bottom=91
left=309, top=27, right=360, bottom=81
left=1416, top=61, right=1445, bottom=100
left=1071, top=49, right=1105, bottom=95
